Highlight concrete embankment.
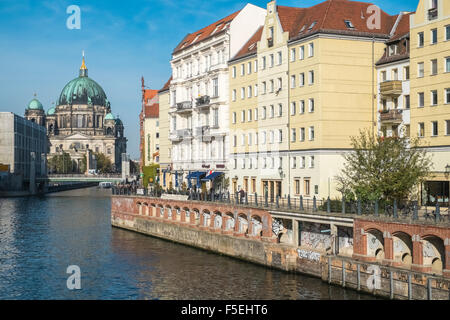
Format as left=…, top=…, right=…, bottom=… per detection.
left=111, top=195, right=450, bottom=300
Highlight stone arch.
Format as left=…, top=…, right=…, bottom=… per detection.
left=202, top=209, right=211, bottom=227
left=422, top=235, right=445, bottom=274
left=225, top=212, right=235, bottom=231
left=213, top=211, right=222, bottom=229
left=366, top=229, right=385, bottom=261
left=251, top=215, right=263, bottom=237
left=238, top=213, right=249, bottom=234
left=392, top=232, right=413, bottom=266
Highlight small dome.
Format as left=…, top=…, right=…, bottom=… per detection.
left=47, top=107, right=56, bottom=116
left=105, top=113, right=115, bottom=120
left=28, top=98, right=44, bottom=110
left=115, top=117, right=123, bottom=125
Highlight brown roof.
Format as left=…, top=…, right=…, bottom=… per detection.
left=143, top=89, right=158, bottom=102
left=173, top=10, right=241, bottom=54
left=376, top=13, right=411, bottom=66
left=231, top=27, right=263, bottom=61
left=388, top=12, right=412, bottom=43
left=158, top=76, right=172, bottom=93
left=144, top=101, right=159, bottom=118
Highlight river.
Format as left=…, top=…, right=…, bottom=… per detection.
left=0, top=187, right=376, bottom=300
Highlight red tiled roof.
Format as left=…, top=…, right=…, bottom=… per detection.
left=144, top=101, right=159, bottom=118
left=388, top=12, right=412, bottom=43
left=158, top=76, right=172, bottom=93
left=173, top=10, right=241, bottom=54
left=144, top=89, right=158, bottom=102
left=376, top=13, right=411, bottom=66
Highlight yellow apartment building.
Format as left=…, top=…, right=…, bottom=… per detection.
left=158, top=78, right=173, bottom=188
left=410, top=0, right=450, bottom=207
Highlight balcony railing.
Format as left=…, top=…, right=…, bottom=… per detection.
left=428, top=8, right=438, bottom=20
left=176, top=101, right=193, bottom=112
left=170, top=129, right=193, bottom=141
left=380, top=109, right=403, bottom=123
left=194, top=126, right=210, bottom=136
left=195, top=95, right=210, bottom=108
left=380, top=80, right=402, bottom=96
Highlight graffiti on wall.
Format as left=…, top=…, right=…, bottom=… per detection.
left=297, top=249, right=321, bottom=262
left=300, top=223, right=331, bottom=251
left=338, top=227, right=354, bottom=250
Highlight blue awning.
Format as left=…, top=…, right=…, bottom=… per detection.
left=201, top=172, right=223, bottom=181
left=186, top=171, right=205, bottom=179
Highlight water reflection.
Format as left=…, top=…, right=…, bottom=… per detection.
left=0, top=188, right=376, bottom=300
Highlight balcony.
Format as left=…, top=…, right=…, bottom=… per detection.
left=379, top=109, right=403, bottom=123
left=194, top=125, right=210, bottom=137
left=380, top=80, right=403, bottom=97
left=428, top=8, right=438, bottom=21
left=169, top=129, right=193, bottom=142
left=175, top=101, right=193, bottom=114
left=195, top=95, right=210, bottom=110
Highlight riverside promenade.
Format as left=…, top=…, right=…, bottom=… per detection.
left=111, top=189, right=450, bottom=300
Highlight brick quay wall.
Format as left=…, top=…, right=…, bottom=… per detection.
left=111, top=195, right=450, bottom=300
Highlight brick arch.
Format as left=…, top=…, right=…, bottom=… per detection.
left=213, top=211, right=223, bottom=230
left=421, top=235, right=445, bottom=273
left=392, top=231, right=413, bottom=266
left=366, top=228, right=385, bottom=261
left=237, top=213, right=249, bottom=234
left=250, top=215, right=263, bottom=237
left=224, top=212, right=235, bottom=231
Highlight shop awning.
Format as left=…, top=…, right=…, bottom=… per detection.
left=186, top=171, right=205, bottom=179
left=201, top=172, right=223, bottom=181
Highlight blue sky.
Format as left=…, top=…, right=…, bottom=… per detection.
left=0, top=0, right=419, bottom=159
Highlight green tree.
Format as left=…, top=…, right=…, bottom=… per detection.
left=142, top=164, right=160, bottom=189
left=95, top=152, right=113, bottom=174
left=336, top=129, right=432, bottom=201
left=49, top=152, right=73, bottom=174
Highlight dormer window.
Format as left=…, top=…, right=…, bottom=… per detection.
left=298, top=25, right=306, bottom=34
left=308, top=21, right=316, bottom=30
left=191, top=33, right=202, bottom=44
left=388, top=45, right=398, bottom=56
left=211, top=23, right=223, bottom=35
left=344, top=20, right=355, bottom=29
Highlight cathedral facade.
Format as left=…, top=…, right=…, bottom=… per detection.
left=24, top=57, right=127, bottom=172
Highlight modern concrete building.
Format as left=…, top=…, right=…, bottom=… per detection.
left=409, top=0, right=450, bottom=207
left=0, top=112, right=47, bottom=193
left=167, top=3, right=266, bottom=190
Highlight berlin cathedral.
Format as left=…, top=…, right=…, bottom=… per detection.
left=24, top=55, right=127, bottom=172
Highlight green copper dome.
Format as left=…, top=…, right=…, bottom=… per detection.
left=57, top=58, right=108, bottom=107
left=47, top=107, right=56, bottom=116
left=105, top=113, right=115, bottom=120
left=27, top=98, right=44, bottom=110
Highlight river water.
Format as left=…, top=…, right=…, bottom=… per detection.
left=0, top=187, right=376, bottom=300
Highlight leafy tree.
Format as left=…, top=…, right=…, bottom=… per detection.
left=336, top=129, right=432, bottom=202
left=49, top=152, right=73, bottom=174
left=142, top=164, right=159, bottom=189
left=94, top=152, right=113, bottom=174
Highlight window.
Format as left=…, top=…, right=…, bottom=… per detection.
left=301, top=156, right=306, bottom=168
left=304, top=179, right=310, bottom=196
left=295, top=179, right=300, bottom=194
left=446, top=25, right=450, bottom=41
left=309, top=126, right=315, bottom=141
left=291, top=75, right=296, bottom=88
left=432, top=121, right=438, bottom=136
left=431, top=90, right=438, bottom=106
left=291, top=48, right=296, bottom=61
left=431, top=29, right=437, bottom=44
left=270, top=80, right=274, bottom=93
left=262, top=56, right=266, bottom=69
left=248, top=133, right=252, bottom=146
left=270, top=105, right=274, bottom=118
left=299, top=46, right=305, bottom=60
left=269, top=130, right=274, bottom=144
left=292, top=157, right=297, bottom=169
left=446, top=120, right=450, bottom=135
left=405, top=95, right=410, bottom=109
left=300, top=100, right=305, bottom=114
left=418, top=32, right=424, bottom=47
left=291, top=128, right=296, bottom=142
left=431, top=59, right=438, bottom=75
left=270, top=54, right=274, bottom=67
left=232, top=66, right=236, bottom=78
left=254, top=84, right=258, bottom=97
left=404, top=66, right=410, bottom=80
left=262, top=131, right=266, bottom=144
left=278, top=104, right=283, bottom=117
left=381, top=71, right=387, bottom=82
left=232, top=112, right=236, bottom=124
left=241, top=134, right=245, bottom=146
left=248, top=109, right=252, bottom=122
left=446, top=88, right=450, bottom=104
left=269, top=26, right=274, bottom=39
left=254, top=108, right=259, bottom=121
left=248, top=62, right=252, bottom=74
left=299, top=73, right=305, bottom=87
left=278, top=129, right=283, bottom=143
left=262, top=81, right=267, bottom=94
left=242, top=158, right=245, bottom=169
left=344, top=20, right=354, bottom=29
left=418, top=62, right=424, bottom=78
left=214, top=109, right=219, bottom=127
left=291, top=102, right=296, bottom=115
left=310, top=156, right=315, bottom=168
left=278, top=51, right=282, bottom=65
left=232, top=89, right=236, bottom=101
left=212, top=78, right=219, bottom=97
left=392, top=68, right=398, bottom=80
left=241, top=110, right=245, bottom=122
left=309, top=70, right=314, bottom=84
left=241, top=64, right=245, bottom=76
left=277, top=78, right=282, bottom=91
left=308, top=43, right=314, bottom=57
left=300, top=127, right=305, bottom=141
left=262, top=106, right=267, bottom=119
left=254, top=60, right=258, bottom=72
left=309, top=99, right=315, bottom=112
left=255, top=133, right=259, bottom=146
left=418, top=92, right=425, bottom=107
left=233, top=135, right=237, bottom=147
left=248, top=86, right=252, bottom=98
left=241, top=87, right=245, bottom=99
left=418, top=122, right=425, bottom=137
left=446, top=57, right=450, bottom=73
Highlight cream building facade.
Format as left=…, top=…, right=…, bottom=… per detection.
left=410, top=0, right=450, bottom=207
